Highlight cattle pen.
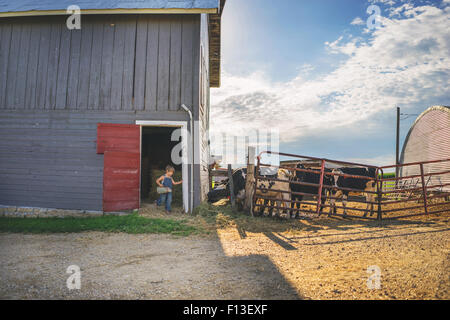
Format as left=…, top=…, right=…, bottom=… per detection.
left=252, top=151, right=450, bottom=221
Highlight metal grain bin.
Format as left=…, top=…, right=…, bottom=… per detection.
left=399, top=106, right=450, bottom=192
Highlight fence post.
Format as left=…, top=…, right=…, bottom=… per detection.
left=228, top=164, right=236, bottom=209
left=316, top=160, right=326, bottom=215
left=244, top=147, right=256, bottom=216
left=419, top=163, right=428, bottom=214
left=252, top=156, right=262, bottom=216
left=377, top=168, right=383, bottom=221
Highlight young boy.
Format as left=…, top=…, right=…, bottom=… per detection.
left=156, top=165, right=182, bottom=213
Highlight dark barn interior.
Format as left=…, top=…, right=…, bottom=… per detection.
left=141, top=127, right=183, bottom=206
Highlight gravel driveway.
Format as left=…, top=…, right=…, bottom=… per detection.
left=0, top=232, right=298, bottom=299
left=1, top=212, right=449, bottom=300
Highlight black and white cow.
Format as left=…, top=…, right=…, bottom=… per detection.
left=253, top=168, right=292, bottom=218
left=232, top=168, right=249, bottom=210
left=207, top=168, right=247, bottom=204
left=330, top=167, right=377, bottom=217
left=209, top=167, right=289, bottom=217
left=232, top=167, right=285, bottom=216
left=207, top=186, right=229, bottom=203
left=290, top=164, right=334, bottom=218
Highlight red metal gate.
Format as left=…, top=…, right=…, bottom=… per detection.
left=378, top=158, right=450, bottom=220
left=97, top=124, right=141, bottom=212
left=253, top=151, right=450, bottom=220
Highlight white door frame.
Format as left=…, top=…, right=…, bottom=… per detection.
left=136, top=120, right=189, bottom=213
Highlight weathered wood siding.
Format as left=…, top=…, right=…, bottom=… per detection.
left=0, top=14, right=206, bottom=211
left=0, top=110, right=194, bottom=210
left=0, top=14, right=200, bottom=112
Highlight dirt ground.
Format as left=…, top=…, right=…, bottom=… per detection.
left=0, top=203, right=449, bottom=300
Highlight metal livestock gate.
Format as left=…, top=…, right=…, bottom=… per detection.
left=252, top=152, right=450, bottom=220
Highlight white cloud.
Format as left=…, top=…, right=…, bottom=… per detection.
left=210, top=3, right=450, bottom=146
left=351, top=17, right=365, bottom=25
left=369, top=0, right=397, bottom=5
left=388, top=3, right=415, bottom=17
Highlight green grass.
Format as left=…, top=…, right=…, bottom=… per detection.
left=0, top=214, right=198, bottom=236
left=380, top=172, right=396, bottom=196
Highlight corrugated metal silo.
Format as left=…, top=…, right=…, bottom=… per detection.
left=399, top=106, right=450, bottom=192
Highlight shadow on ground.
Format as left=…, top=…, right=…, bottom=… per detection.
left=196, top=200, right=449, bottom=251
left=0, top=203, right=301, bottom=300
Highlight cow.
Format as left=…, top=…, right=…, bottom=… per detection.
left=207, top=186, right=229, bottom=203
left=252, top=168, right=293, bottom=218
left=208, top=167, right=291, bottom=218
left=289, top=163, right=334, bottom=218
left=232, top=168, right=250, bottom=211
left=228, top=167, right=291, bottom=217
left=214, top=167, right=278, bottom=214
left=207, top=168, right=247, bottom=205
left=232, top=167, right=282, bottom=216
left=330, top=167, right=377, bottom=217
left=208, top=167, right=260, bottom=210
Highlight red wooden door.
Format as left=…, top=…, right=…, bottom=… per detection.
left=103, top=151, right=140, bottom=212
left=97, top=124, right=140, bottom=212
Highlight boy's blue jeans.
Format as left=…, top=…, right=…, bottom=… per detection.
left=157, top=192, right=172, bottom=212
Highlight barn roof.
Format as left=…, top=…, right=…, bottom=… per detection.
left=0, top=0, right=226, bottom=88
left=0, top=1, right=221, bottom=15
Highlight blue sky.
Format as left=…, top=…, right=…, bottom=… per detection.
left=220, top=0, right=369, bottom=80
left=210, top=0, right=450, bottom=166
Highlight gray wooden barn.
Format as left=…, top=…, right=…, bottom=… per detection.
left=0, top=0, right=226, bottom=213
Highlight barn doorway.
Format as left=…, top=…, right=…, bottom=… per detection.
left=137, top=121, right=189, bottom=213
